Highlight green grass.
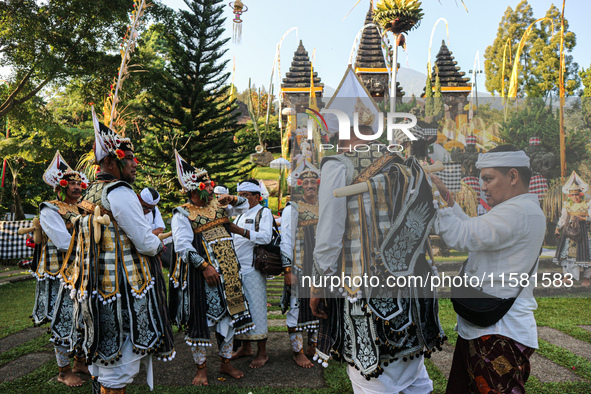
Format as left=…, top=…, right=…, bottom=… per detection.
left=1, top=273, right=590, bottom=393
left=0, top=279, right=36, bottom=337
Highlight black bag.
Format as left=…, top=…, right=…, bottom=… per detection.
left=251, top=207, right=283, bottom=276
left=451, top=257, right=538, bottom=327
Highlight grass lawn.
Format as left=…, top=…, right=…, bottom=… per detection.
left=1, top=276, right=590, bottom=393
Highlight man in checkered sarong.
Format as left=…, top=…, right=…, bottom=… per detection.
left=60, top=107, right=175, bottom=393
left=169, top=150, right=254, bottom=386
left=30, top=151, right=90, bottom=387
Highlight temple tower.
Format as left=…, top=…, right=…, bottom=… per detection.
left=281, top=40, right=324, bottom=113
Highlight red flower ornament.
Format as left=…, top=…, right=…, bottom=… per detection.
left=316, top=178, right=321, bottom=185
left=211, top=181, right=216, bottom=187
left=133, top=158, right=139, bottom=165
left=116, top=149, right=125, bottom=160
left=81, top=182, right=88, bottom=190
left=59, top=179, right=68, bottom=187
left=199, top=182, right=205, bottom=191
left=297, top=179, right=303, bottom=186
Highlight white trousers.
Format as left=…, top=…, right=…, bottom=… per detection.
left=89, top=336, right=153, bottom=390
left=348, top=355, right=432, bottom=394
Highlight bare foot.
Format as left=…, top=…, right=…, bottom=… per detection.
left=231, top=346, right=253, bottom=360
left=72, top=359, right=90, bottom=375
left=57, top=369, right=84, bottom=387
left=582, top=279, right=590, bottom=287
left=293, top=352, right=313, bottom=368
left=192, top=367, right=208, bottom=386
left=220, top=361, right=244, bottom=379
left=305, top=345, right=316, bottom=358
left=249, top=353, right=269, bottom=368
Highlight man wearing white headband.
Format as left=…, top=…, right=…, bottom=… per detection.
left=431, top=145, right=545, bottom=393
left=139, top=187, right=165, bottom=236
left=214, top=184, right=230, bottom=196
left=232, top=179, right=274, bottom=368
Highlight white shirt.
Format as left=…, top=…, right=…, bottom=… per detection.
left=107, top=186, right=161, bottom=257
left=436, top=193, right=546, bottom=348
left=279, top=204, right=293, bottom=260
left=232, top=204, right=273, bottom=275
left=144, top=206, right=165, bottom=231
left=39, top=205, right=72, bottom=251
left=172, top=199, right=249, bottom=261
left=313, top=160, right=348, bottom=276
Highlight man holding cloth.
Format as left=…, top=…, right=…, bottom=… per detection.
left=431, top=145, right=545, bottom=393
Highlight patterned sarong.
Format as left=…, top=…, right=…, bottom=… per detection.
left=446, top=335, right=535, bottom=394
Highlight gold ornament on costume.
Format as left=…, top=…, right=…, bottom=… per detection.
left=354, top=97, right=375, bottom=127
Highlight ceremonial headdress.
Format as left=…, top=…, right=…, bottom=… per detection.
left=213, top=185, right=229, bottom=195
left=43, top=150, right=89, bottom=191
left=292, top=159, right=320, bottom=185
left=323, top=65, right=382, bottom=136
left=237, top=180, right=261, bottom=193
left=562, top=171, right=588, bottom=195
left=140, top=187, right=160, bottom=205
left=475, top=150, right=530, bottom=169
left=92, top=106, right=134, bottom=163
left=174, top=150, right=212, bottom=193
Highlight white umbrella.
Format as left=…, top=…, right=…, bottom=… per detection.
left=269, top=157, right=291, bottom=170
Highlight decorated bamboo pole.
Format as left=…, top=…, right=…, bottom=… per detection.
left=558, top=0, right=566, bottom=179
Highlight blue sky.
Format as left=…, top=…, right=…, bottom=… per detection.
left=168, top=0, right=591, bottom=95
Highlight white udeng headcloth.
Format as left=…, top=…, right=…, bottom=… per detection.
left=140, top=187, right=160, bottom=205
left=237, top=181, right=261, bottom=193
left=475, top=151, right=530, bottom=169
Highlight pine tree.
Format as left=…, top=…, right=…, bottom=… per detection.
left=424, top=66, right=433, bottom=116
left=484, top=1, right=534, bottom=96
left=527, top=4, right=578, bottom=98
left=140, top=0, right=250, bottom=208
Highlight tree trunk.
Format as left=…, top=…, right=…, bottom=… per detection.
left=12, top=175, right=25, bottom=220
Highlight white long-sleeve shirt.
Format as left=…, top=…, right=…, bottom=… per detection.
left=436, top=193, right=546, bottom=348
left=232, top=204, right=274, bottom=275
left=280, top=204, right=293, bottom=261
left=39, top=206, right=72, bottom=252
left=144, top=206, right=165, bottom=231
left=172, top=199, right=249, bottom=261
left=107, top=186, right=161, bottom=256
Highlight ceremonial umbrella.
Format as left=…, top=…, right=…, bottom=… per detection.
left=270, top=157, right=291, bottom=170
left=443, top=139, right=464, bottom=151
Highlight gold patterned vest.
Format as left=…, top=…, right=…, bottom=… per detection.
left=33, top=200, right=80, bottom=279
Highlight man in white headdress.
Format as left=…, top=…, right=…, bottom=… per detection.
left=231, top=179, right=274, bottom=368
left=138, top=187, right=165, bottom=236
left=431, top=145, right=545, bottom=393
left=31, top=151, right=89, bottom=387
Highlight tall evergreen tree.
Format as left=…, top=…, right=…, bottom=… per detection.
left=484, top=1, right=534, bottom=96
left=140, top=0, right=250, bottom=208
left=527, top=4, right=578, bottom=98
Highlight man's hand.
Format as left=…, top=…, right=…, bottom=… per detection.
left=227, top=222, right=243, bottom=235
left=203, top=265, right=221, bottom=286
left=284, top=272, right=296, bottom=287
left=429, top=174, right=454, bottom=207
left=217, top=194, right=234, bottom=206
left=310, top=297, right=328, bottom=319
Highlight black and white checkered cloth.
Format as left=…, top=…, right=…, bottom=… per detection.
left=433, top=163, right=462, bottom=192
left=0, top=220, right=32, bottom=260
